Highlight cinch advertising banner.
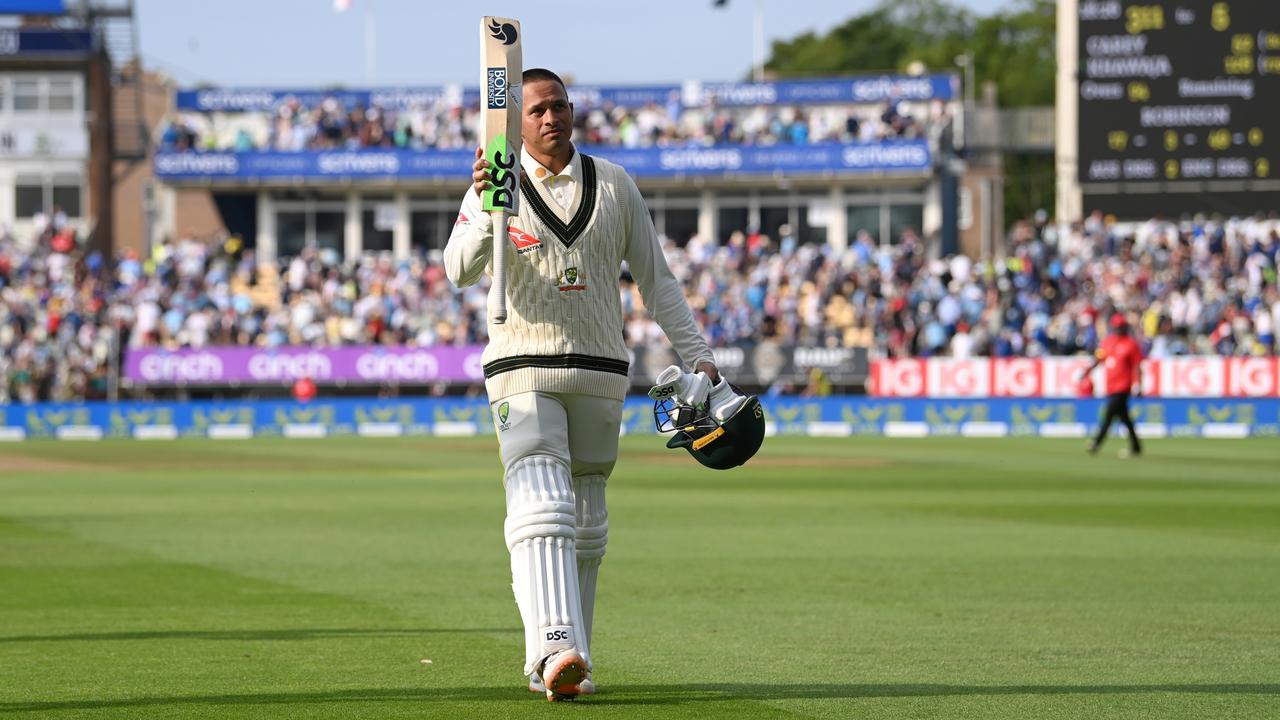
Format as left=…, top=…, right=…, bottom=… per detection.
left=1, top=396, right=1276, bottom=441
left=124, top=344, right=872, bottom=388
left=124, top=346, right=486, bottom=385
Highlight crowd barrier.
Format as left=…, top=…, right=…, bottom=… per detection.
left=1, top=396, right=1276, bottom=441
left=871, top=357, right=1280, bottom=398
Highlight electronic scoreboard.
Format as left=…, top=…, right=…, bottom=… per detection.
left=1077, top=1, right=1279, bottom=217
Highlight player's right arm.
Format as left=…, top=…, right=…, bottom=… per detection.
left=1081, top=346, right=1105, bottom=380
left=443, top=149, right=494, bottom=288
left=619, top=173, right=716, bottom=378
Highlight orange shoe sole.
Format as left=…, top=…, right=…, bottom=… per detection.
left=543, top=651, right=589, bottom=701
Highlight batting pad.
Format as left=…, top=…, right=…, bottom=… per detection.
left=573, top=474, right=607, bottom=663
left=505, top=455, right=587, bottom=675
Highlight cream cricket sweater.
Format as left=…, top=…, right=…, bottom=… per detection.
left=444, top=147, right=713, bottom=402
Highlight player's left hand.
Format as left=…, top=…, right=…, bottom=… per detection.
left=649, top=365, right=711, bottom=407
left=696, top=361, right=720, bottom=384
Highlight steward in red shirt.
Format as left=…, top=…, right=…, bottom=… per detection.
left=1082, top=314, right=1143, bottom=457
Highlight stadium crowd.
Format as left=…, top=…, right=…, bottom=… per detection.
left=2, top=209, right=1278, bottom=402
left=639, top=211, right=1280, bottom=359
left=157, top=94, right=946, bottom=153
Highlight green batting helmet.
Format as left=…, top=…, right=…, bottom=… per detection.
left=658, top=393, right=766, bottom=470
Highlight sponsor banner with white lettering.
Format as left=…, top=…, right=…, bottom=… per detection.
left=124, top=346, right=485, bottom=385
left=153, top=140, right=931, bottom=182
left=871, top=357, right=1280, bottom=398
left=173, top=75, right=956, bottom=113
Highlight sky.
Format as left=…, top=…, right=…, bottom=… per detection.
left=136, top=0, right=1013, bottom=88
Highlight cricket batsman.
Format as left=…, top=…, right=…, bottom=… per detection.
left=444, top=68, right=749, bottom=700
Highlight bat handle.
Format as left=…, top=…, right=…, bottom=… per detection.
left=490, top=211, right=508, bottom=325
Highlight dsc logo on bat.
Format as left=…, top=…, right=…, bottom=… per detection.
left=483, top=134, right=519, bottom=213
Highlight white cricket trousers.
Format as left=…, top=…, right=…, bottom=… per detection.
left=491, top=391, right=620, bottom=675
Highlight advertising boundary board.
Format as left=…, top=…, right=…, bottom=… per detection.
left=153, top=140, right=932, bottom=182
left=871, top=358, right=1280, bottom=398
left=1, top=396, right=1276, bottom=441
left=123, top=345, right=871, bottom=388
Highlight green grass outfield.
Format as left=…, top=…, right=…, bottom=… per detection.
left=1, top=436, right=1278, bottom=719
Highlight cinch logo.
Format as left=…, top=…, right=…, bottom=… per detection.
left=488, top=19, right=518, bottom=45
left=483, top=134, right=519, bottom=213
left=487, top=67, right=507, bottom=109
left=248, top=352, right=332, bottom=381
left=509, top=227, right=541, bottom=254
left=354, top=351, right=440, bottom=381
left=138, top=351, right=224, bottom=383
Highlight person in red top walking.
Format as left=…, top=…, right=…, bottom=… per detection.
left=1081, top=313, right=1143, bottom=456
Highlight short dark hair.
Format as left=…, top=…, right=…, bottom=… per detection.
left=523, top=68, right=567, bottom=95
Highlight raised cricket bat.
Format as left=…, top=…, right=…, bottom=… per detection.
left=480, top=16, right=522, bottom=325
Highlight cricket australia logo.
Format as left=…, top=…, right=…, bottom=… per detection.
left=496, top=401, right=511, bottom=431
left=558, top=267, right=586, bottom=292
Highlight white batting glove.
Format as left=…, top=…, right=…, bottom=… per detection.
left=648, top=365, right=712, bottom=407
left=707, top=377, right=748, bottom=422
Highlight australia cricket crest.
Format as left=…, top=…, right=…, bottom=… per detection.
left=558, top=267, right=586, bottom=292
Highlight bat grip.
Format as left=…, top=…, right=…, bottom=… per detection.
left=490, top=211, right=508, bottom=324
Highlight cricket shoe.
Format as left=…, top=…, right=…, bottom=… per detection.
left=541, top=649, right=590, bottom=701
left=529, top=672, right=595, bottom=696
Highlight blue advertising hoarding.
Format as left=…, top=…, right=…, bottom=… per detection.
left=153, top=140, right=932, bottom=182
left=173, top=74, right=956, bottom=113
left=0, top=0, right=64, bottom=14
left=0, top=28, right=92, bottom=56
left=1, top=396, right=1275, bottom=441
